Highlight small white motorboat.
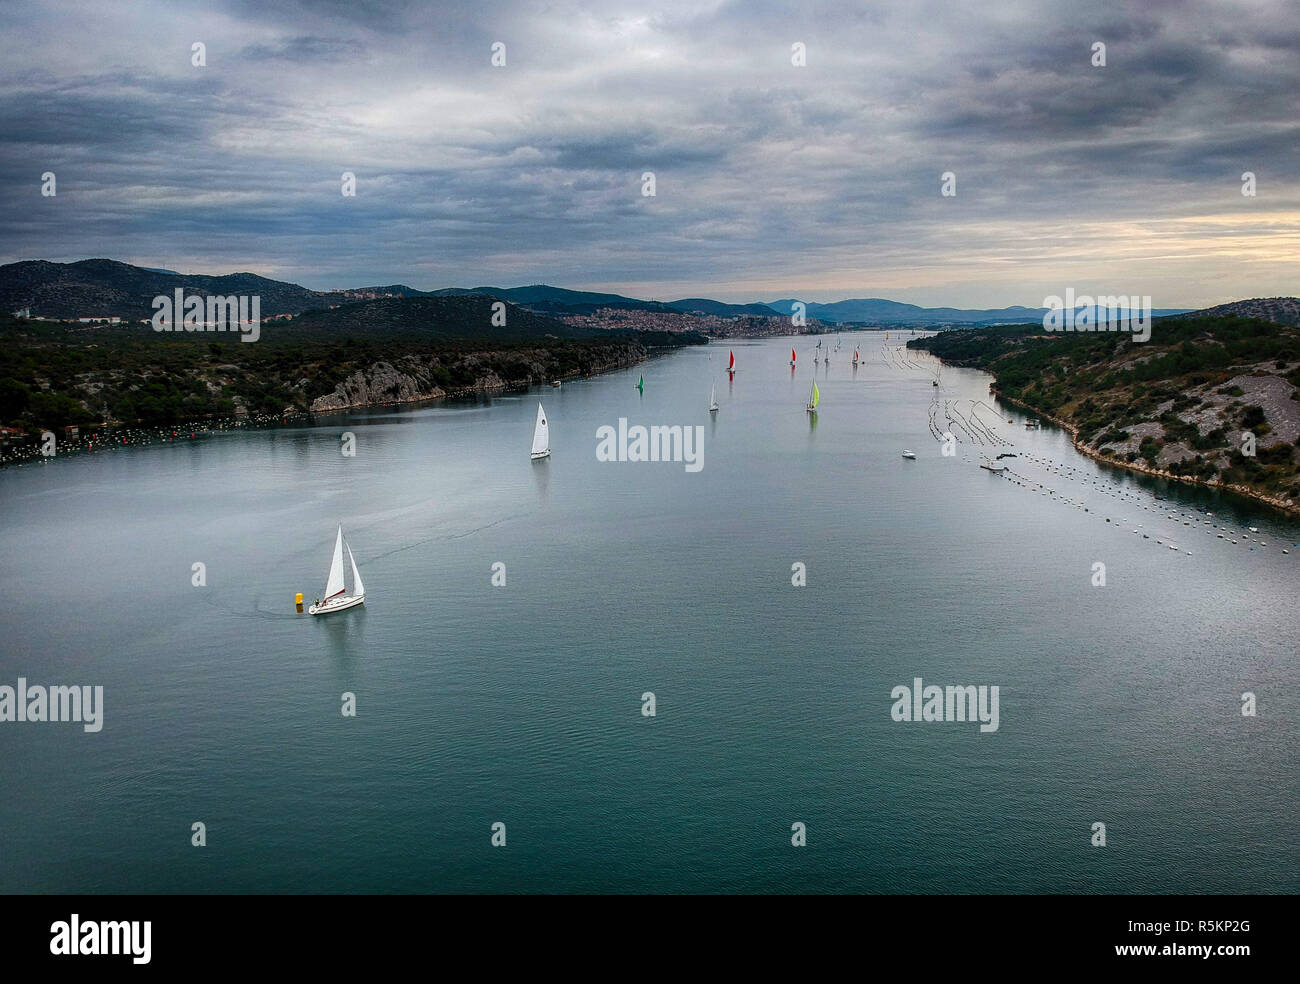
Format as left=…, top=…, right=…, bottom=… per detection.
left=901, top=450, right=916, bottom=459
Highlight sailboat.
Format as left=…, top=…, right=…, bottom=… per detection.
left=727, top=350, right=735, bottom=374
left=307, top=526, right=365, bottom=616
left=709, top=380, right=719, bottom=412
left=852, top=347, right=860, bottom=366
left=806, top=379, right=819, bottom=414
left=790, top=348, right=796, bottom=368
left=530, top=402, right=550, bottom=459
left=636, top=375, right=644, bottom=393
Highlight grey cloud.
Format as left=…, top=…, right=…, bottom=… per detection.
left=238, top=36, right=365, bottom=61
left=0, top=0, right=1295, bottom=306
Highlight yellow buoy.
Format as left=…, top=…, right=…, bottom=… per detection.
left=295, top=592, right=304, bottom=612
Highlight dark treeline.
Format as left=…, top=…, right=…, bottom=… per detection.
left=0, top=313, right=706, bottom=432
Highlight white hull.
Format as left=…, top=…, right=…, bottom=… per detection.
left=531, top=449, right=550, bottom=459
left=309, top=594, right=365, bottom=616
left=902, top=451, right=916, bottom=459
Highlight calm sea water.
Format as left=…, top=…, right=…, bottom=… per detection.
left=2, top=334, right=1297, bottom=894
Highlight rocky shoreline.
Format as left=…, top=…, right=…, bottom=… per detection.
left=307, top=346, right=646, bottom=414
left=1, top=344, right=656, bottom=467
left=990, top=387, right=1300, bottom=518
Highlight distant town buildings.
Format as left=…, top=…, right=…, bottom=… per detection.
left=338, top=290, right=402, bottom=301
left=556, top=307, right=821, bottom=338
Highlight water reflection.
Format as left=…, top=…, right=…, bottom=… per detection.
left=315, top=605, right=367, bottom=681
left=531, top=455, right=550, bottom=503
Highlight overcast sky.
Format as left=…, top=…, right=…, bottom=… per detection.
left=1, top=0, right=1296, bottom=307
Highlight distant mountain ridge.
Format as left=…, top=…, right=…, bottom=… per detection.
left=428, top=285, right=686, bottom=316
left=1, top=257, right=1203, bottom=324
left=767, top=296, right=1191, bottom=324
left=0, top=259, right=331, bottom=319
left=668, top=298, right=783, bottom=317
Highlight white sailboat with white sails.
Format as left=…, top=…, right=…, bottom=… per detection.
left=530, top=402, right=550, bottom=459
left=709, top=379, right=719, bottom=412
left=308, top=525, right=365, bottom=615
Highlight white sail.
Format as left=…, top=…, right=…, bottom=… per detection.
left=531, top=402, right=549, bottom=456
left=347, top=540, right=364, bottom=598
left=709, top=381, right=718, bottom=410
left=324, top=525, right=346, bottom=599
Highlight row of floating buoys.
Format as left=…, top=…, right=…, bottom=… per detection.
left=1001, top=450, right=1294, bottom=558
left=904, top=369, right=1294, bottom=558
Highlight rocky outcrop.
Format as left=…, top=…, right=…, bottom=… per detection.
left=307, top=342, right=651, bottom=414
left=309, top=361, right=444, bottom=412
left=992, top=388, right=1299, bottom=516
left=1187, top=297, right=1300, bottom=327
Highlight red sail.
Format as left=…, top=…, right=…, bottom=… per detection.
left=791, top=348, right=796, bottom=362
left=728, top=350, right=734, bottom=369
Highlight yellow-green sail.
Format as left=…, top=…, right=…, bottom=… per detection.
left=809, top=380, right=820, bottom=409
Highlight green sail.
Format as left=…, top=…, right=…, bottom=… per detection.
left=811, top=380, right=820, bottom=408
